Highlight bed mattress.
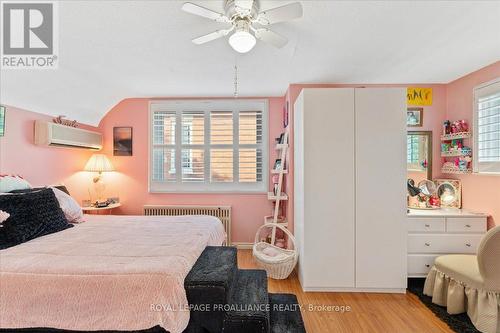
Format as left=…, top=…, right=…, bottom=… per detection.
left=0, top=214, right=226, bottom=333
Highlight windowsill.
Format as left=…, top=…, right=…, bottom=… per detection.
left=471, top=171, right=500, bottom=176
left=148, top=190, right=269, bottom=195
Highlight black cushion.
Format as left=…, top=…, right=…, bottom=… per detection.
left=10, top=185, right=70, bottom=196
left=0, top=188, right=73, bottom=249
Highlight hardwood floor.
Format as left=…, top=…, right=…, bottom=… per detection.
left=237, top=249, right=453, bottom=333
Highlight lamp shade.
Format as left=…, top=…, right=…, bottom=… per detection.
left=84, top=154, right=114, bottom=173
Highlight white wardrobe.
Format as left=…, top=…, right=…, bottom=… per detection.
left=293, top=88, right=407, bottom=292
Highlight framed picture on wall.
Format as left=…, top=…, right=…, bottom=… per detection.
left=113, top=127, right=133, bottom=156
left=0, top=105, right=5, bottom=137
left=407, top=107, right=423, bottom=127
left=283, top=101, right=289, bottom=128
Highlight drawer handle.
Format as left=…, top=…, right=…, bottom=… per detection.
left=466, top=243, right=471, bottom=247
left=465, top=224, right=471, bottom=228
left=425, top=224, right=431, bottom=228
left=425, top=264, right=430, bottom=268
left=425, top=242, right=431, bottom=247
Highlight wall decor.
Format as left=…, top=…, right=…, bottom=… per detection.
left=407, top=87, right=433, bottom=106
left=407, top=107, right=423, bottom=127
left=283, top=101, right=289, bottom=128
left=53, top=115, right=78, bottom=127
left=0, top=106, right=5, bottom=137
left=113, top=127, right=133, bottom=156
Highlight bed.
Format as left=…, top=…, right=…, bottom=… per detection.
left=0, top=214, right=226, bottom=333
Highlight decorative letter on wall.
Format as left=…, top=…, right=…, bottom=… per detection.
left=407, top=87, right=432, bottom=106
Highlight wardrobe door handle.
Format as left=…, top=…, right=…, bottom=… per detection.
left=465, top=224, right=471, bottom=228
left=425, top=224, right=431, bottom=228
left=425, top=242, right=431, bottom=247
left=466, top=243, right=471, bottom=247
left=425, top=264, right=430, bottom=268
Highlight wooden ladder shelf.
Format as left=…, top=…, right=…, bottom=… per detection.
left=265, top=131, right=289, bottom=244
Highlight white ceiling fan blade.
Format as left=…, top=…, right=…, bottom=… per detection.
left=192, top=28, right=233, bottom=45
left=255, top=2, right=303, bottom=25
left=182, top=2, right=230, bottom=23
left=253, top=28, right=288, bottom=48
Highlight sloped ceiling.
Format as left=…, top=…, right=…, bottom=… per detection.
left=1, top=0, right=499, bottom=126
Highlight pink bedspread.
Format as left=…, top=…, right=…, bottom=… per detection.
left=0, top=214, right=226, bottom=332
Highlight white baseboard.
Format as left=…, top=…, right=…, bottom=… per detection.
left=302, top=286, right=407, bottom=294
left=232, top=242, right=253, bottom=250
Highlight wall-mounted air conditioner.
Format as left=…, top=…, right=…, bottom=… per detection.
left=34, top=120, right=102, bottom=150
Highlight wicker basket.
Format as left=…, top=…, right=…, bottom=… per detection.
left=252, top=223, right=298, bottom=280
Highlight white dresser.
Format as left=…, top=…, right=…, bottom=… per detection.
left=407, top=209, right=488, bottom=277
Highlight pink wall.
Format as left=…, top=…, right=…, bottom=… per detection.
left=0, top=106, right=98, bottom=203
left=2, top=62, right=498, bottom=242
left=285, top=84, right=447, bottom=231
left=445, top=61, right=500, bottom=228
left=98, top=97, right=285, bottom=244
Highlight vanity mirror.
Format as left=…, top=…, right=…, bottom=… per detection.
left=435, top=179, right=462, bottom=208
left=418, top=179, right=437, bottom=196
left=407, top=131, right=432, bottom=182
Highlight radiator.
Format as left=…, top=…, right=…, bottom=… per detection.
left=143, top=205, right=231, bottom=245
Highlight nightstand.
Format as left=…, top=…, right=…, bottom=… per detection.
left=82, top=203, right=121, bottom=215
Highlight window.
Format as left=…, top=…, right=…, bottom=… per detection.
left=150, top=100, right=268, bottom=192
left=473, top=78, right=500, bottom=174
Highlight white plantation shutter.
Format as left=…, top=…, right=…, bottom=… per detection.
left=239, top=111, right=264, bottom=182
left=211, top=111, right=233, bottom=145
left=474, top=79, right=500, bottom=174
left=152, top=111, right=176, bottom=182
left=149, top=100, right=268, bottom=192
left=211, top=149, right=234, bottom=182
left=181, top=111, right=205, bottom=182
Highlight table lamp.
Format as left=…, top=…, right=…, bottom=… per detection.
left=84, top=154, right=114, bottom=202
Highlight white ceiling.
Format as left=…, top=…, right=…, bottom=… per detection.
left=1, top=0, right=499, bottom=126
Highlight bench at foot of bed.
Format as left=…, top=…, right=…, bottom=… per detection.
left=184, top=246, right=306, bottom=333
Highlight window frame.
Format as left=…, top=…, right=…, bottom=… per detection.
left=473, top=77, right=500, bottom=175
left=148, top=99, right=269, bottom=193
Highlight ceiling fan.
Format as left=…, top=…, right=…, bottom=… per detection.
left=182, top=0, right=303, bottom=53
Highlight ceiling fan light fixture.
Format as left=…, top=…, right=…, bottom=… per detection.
left=228, top=19, right=256, bottom=53
left=229, top=30, right=256, bottom=53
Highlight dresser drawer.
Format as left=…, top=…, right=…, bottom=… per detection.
left=446, top=217, right=487, bottom=233
left=408, top=255, right=438, bottom=275
left=408, top=217, right=445, bottom=233
left=408, top=234, right=483, bottom=254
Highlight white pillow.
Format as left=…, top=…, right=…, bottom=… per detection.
left=0, top=175, right=32, bottom=193
left=51, top=187, right=85, bottom=223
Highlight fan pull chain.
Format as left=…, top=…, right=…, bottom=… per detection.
left=233, top=61, right=238, bottom=98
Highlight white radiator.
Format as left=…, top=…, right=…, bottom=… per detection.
left=143, top=205, right=231, bottom=245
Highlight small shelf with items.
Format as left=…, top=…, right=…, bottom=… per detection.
left=441, top=120, right=472, bottom=175
left=441, top=150, right=472, bottom=158
left=441, top=165, right=473, bottom=174
left=440, top=132, right=472, bottom=140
